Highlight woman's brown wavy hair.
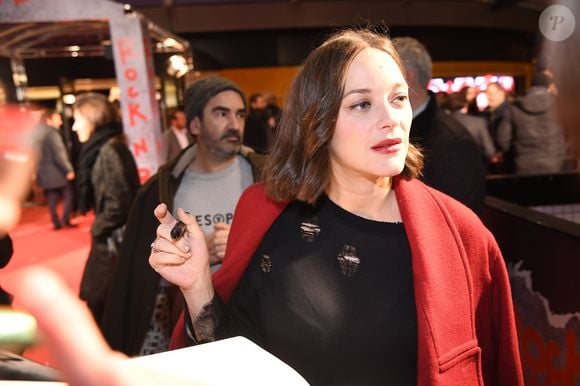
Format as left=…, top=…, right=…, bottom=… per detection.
left=263, top=28, right=423, bottom=204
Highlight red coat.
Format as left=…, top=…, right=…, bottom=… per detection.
left=172, top=177, right=523, bottom=386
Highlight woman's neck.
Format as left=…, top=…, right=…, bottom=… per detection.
left=326, top=175, right=402, bottom=223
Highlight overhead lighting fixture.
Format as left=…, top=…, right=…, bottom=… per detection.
left=62, top=94, right=76, bottom=105
left=167, top=55, right=190, bottom=78
left=162, top=37, right=183, bottom=50
left=67, top=45, right=80, bottom=52
left=163, top=38, right=178, bottom=47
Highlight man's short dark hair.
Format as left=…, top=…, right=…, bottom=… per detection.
left=183, top=76, right=246, bottom=126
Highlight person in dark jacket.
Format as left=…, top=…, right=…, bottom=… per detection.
left=496, top=72, right=568, bottom=175
left=101, top=77, right=264, bottom=356
left=484, top=82, right=513, bottom=173
left=35, top=109, right=76, bottom=230
left=392, top=37, right=487, bottom=214
left=73, top=93, right=140, bottom=324
left=243, top=93, right=271, bottom=154
left=447, top=91, right=501, bottom=167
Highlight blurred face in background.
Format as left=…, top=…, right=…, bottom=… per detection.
left=485, top=84, right=506, bottom=110
left=466, top=87, right=478, bottom=102
left=46, top=112, right=62, bottom=129
left=250, top=95, right=267, bottom=111
left=72, top=110, right=95, bottom=143
left=172, top=111, right=187, bottom=131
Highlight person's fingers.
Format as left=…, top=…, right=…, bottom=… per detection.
left=149, top=251, right=188, bottom=264
left=208, top=237, right=227, bottom=259
left=149, top=252, right=189, bottom=272
left=151, top=238, right=191, bottom=261
left=176, top=208, right=205, bottom=240
left=212, top=240, right=227, bottom=255
left=154, top=203, right=174, bottom=225
left=0, top=195, right=21, bottom=235
left=12, top=267, right=126, bottom=385
left=155, top=224, right=191, bottom=256
left=213, top=222, right=230, bottom=231
left=214, top=241, right=227, bottom=252
left=214, top=230, right=229, bottom=242
left=213, top=230, right=229, bottom=250
left=214, top=246, right=226, bottom=260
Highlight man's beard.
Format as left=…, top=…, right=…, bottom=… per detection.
left=201, top=128, right=242, bottom=161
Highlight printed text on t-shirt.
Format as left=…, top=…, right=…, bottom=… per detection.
left=195, top=213, right=234, bottom=226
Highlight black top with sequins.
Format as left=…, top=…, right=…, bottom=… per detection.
left=227, top=195, right=418, bottom=386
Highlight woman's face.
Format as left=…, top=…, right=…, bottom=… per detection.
left=329, top=47, right=412, bottom=184
left=72, top=109, right=95, bottom=143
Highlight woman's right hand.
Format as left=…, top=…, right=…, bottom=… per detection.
left=149, top=204, right=215, bottom=315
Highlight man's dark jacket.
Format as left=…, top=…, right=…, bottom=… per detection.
left=411, top=94, right=486, bottom=214
left=101, top=145, right=264, bottom=355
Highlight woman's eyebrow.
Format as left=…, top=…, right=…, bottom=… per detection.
left=343, top=88, right=371, bottom=97
left=344, top=82, right=408, bottom=98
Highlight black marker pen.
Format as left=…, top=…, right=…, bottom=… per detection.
left=170, top=221, right=186, bottom=240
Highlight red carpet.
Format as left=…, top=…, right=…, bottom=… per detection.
left=0, top=203, right=94, bottom=367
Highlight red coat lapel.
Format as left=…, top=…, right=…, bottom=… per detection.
left=394, top=176, right=477, bottom=383
left=213, top=183, right=289, bottom=302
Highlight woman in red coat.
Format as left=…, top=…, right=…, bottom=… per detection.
left=150, top=28, right=523, bottom=385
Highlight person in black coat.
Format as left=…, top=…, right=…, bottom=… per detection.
left=73, top=93, right=141, bottom=324
left=393, top=37, right=486, bottom=214
left=243, top=93, right=271, bottom=154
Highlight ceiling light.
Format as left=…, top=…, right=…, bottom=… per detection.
left=162, top=38, right=183, bottom=50
left=62, top=94, right=76, bottom=105
left=167, top=55, right=190, bottom=78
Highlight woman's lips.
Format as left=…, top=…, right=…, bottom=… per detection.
left=371, top=138, right=402, bottom=154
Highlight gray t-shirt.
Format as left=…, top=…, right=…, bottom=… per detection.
left=173, top=155, right=254, bottom=270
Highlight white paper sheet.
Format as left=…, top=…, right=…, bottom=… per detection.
left=126, top=336, right=309, bottom=386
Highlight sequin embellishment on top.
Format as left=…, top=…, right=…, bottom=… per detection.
left=300, top=216, right=321, bottom=242
left=337, top=244, right=360, bottom=277
left=260, top=254, right=272, bottom=273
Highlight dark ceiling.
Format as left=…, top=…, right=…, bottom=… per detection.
left=111, top=0, right=549, bottom=70
left=118, top=0, right=549, bottom=34
left=0, top=0, right=552, bottom=91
